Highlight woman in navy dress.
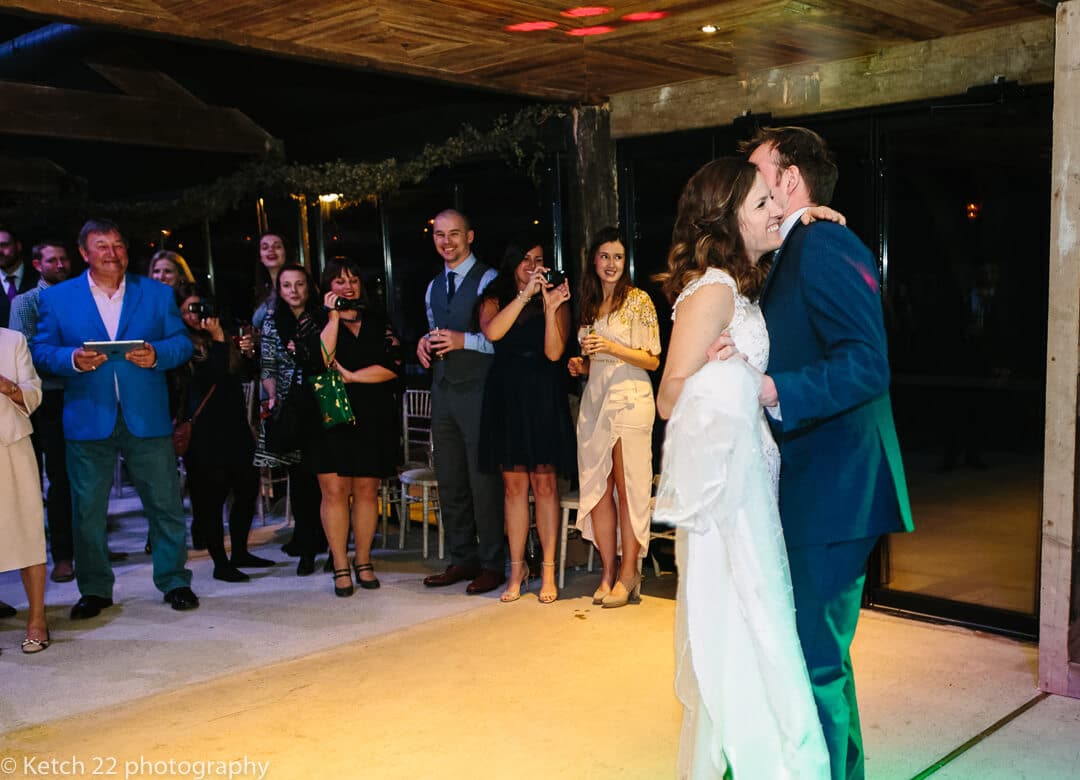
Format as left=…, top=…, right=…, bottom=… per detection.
left=479, top=237, right=574, bottom=604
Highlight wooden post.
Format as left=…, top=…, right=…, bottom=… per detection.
left=1039, top=0, right=1080, bottom=698
left=567, top=104, right=618, bottom=274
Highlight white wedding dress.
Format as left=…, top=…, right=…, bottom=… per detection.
left=655, top=268, right=828, bottom=780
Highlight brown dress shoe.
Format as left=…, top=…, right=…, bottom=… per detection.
left=423, top=563, right=481, bottom=587
left=466, top=568, right=508, bottom=595
left=50, top=560, right=75, bottom=583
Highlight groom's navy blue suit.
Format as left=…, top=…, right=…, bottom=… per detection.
left=761, top=219, right=913, bottom=780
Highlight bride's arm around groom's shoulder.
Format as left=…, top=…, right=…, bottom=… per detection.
left=657, top=280, right=734, bottom=419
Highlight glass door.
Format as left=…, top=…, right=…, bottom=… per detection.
left=868, top=92, right=1052, bottom=637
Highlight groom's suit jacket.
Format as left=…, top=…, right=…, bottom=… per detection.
left=761, top=220, right=913, bottom=548
left=31, top=272, right=192, bottom=441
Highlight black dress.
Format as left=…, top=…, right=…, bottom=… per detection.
left=479, top=301, right=576, bottom=476
left=305, top=314, right=402, bottom=478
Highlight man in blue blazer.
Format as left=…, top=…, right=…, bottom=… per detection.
left=743, top=128, right=914, bottom=780
left=32, top=219, right=199, bottom=619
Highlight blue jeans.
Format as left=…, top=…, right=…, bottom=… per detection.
left=67, top=414, right=192, bottom=598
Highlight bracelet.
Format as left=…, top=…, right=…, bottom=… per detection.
left=516, top=290, right=532, bottom=302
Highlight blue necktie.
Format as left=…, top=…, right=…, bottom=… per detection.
left=446, top=271, right=457, bottom=302
left=4, top=276, right=16, bottom=301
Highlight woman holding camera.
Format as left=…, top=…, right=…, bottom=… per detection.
left=568, top=226, right=661, bottom=608
left=478, top=237, right=574, bottom=604
left=255, top=264, right=326, bottom=576
left=310, top=257, right=402, bottom=598
left=176, top=286, right=272, bottom=582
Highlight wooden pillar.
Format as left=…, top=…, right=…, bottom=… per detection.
left=1040, top=0, right=1080, bottom=698
left=567, top=104, right=617, bottom=273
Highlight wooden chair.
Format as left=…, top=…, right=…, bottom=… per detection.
left=394, top=389, right=444, bottom=558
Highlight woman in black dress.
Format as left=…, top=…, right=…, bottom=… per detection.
left=311, top=257, right=402, bottom=597
left=478, top=237, right=574, bottom=604
left=177, top=287, right=273, bottom=582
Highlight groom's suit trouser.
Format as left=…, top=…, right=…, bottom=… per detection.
left=787, top=535, right=879, bottom=780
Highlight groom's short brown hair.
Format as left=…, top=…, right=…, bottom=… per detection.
left=741, top=126, right=839, bottom=206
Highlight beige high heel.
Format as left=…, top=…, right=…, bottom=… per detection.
left=601, top=573, right=642, bottom=609
left=500, top=561, right=530, bottom=603
left=538, top=562, right=558, bottom=604
left=592, top=581, right=612, bottom=605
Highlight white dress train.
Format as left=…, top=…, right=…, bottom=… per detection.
left=655, top=269, right=828, bottom=780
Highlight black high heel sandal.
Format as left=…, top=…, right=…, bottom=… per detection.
left=353, top=562, right=381, bottom=590
left=332, top=568, right=354, bottom=597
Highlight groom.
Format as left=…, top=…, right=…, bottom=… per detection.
left=725, top=127, right=913, bottom=780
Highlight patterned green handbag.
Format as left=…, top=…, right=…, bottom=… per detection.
left=308, top=341, right=356, bottom=429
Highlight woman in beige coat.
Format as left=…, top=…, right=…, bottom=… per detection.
left=0, top=326, right=49, bottom=653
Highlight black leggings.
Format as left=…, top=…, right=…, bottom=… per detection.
left=186, top=460, right=260, bottom=566
left=287, top=465, right=327, bottom=556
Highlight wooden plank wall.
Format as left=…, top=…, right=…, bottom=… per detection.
left=1040, top=0, right=1080, bottom=699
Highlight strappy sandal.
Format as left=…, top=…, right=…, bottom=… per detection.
left=332, top=568, right=354, bottom=598
left=500, top=560, right=529, bottom=603
left=22, top=630, right=51, bottom=654
left=353, top=562, right=381, bottom=590
left=538, top=562, right=558, bottom=604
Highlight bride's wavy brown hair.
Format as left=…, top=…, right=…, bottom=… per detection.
left=655, top=157, right=770, bottom=304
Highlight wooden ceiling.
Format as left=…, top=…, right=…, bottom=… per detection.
left=0, top=0, right=1056, bottom=102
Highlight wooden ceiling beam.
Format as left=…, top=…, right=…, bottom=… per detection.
left=610, top=17, right=1055, bottom=138
left=84, top=50, right=206, bottom=108
left=0, top=79, right=279, bottom=155
left=0, top=154, right=80, bottom=194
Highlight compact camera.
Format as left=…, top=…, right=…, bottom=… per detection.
left=334, top=297, right=366, bottom=312
left=542, top=269, right=566, bottom=287
left=186, top=300, right=216, bottom=318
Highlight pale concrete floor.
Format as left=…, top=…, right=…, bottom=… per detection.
left=1, top=499, right=1077, bottom=780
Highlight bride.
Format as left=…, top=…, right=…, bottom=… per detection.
left=654, top=157, right=835, bottom=779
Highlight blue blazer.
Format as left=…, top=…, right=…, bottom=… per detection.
left=31, top=272, right=193, bottom=441
left=762, top=221, right=913, bottom=548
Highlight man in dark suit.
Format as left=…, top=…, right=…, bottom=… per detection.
left=0, top=227, right=39, bottom=327
left=734, top=127, right=914, bottom=780
left=31, top=218, right=198, bottom=619
left=415, top=209, right=505, bottom=594
left=9, top=240, right=75, bottom=583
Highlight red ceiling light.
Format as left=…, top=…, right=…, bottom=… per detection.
left=566, top=25, right=615, bottom=36
left=561, top=6, right=612, bottom=18
left=622, top=11, right=668, bottom=22
left=505, top=20, right=559, bottom=32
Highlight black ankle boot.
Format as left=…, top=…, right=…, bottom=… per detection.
left=213, top=564, right=250, bottom=583
left=296, top=555, right=316, bottom=576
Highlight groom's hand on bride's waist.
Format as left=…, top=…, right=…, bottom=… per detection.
left=705, top=332, right=779, bottom=409
left=706, top=331, right=739, bottom=363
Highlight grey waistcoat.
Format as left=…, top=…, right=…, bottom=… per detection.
left=429, top=260, right=493, bottom=386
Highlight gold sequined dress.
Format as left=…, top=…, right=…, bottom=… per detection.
left=575, top=287, right=660, bottom=557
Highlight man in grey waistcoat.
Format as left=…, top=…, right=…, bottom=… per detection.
left=417, top=209, right=506, bottom=593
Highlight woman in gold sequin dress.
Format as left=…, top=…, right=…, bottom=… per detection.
left=568, top=227, right=661, bottom=608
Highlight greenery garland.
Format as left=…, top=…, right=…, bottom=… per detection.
left=1, top=103, right=566, bottom=235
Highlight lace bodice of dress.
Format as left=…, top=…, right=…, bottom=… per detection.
left=672, top=267, right=778, bottom=495
left=672, top=268, right=769, bottom=372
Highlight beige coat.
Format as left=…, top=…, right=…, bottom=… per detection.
left=0, top=326, right=45, bottom=572
left=0, top=327, right=42, bottom=441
